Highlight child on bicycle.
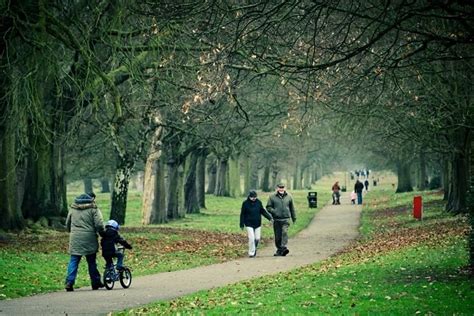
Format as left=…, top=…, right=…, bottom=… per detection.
left=100, top=220, right=132, bottom=270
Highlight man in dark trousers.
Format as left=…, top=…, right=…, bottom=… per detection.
left=266, top=184, right=296, bottom=256
left=354, top=180, right=364, bottom=205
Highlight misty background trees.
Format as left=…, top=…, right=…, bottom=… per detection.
left=1, top=0, right=472, bottom=254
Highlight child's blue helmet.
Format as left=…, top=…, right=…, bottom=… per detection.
left=106, top=219, right=119, bottom=230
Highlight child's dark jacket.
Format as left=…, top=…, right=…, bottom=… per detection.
left=100, top=227, right=132, bottom=257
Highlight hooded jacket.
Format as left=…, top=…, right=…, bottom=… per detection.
left=66, top=195, right=105, bottom=256
left=100, top=227, right=132, bottom=257
left=266, top=191, right=296, bottom=222
left=240, top=197, right=273, bottom=229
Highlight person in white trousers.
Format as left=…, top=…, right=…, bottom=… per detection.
left=240, top=190, right=273, bottom=257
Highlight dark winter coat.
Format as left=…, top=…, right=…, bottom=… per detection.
left=354, top=181, right=364, bottom=193
left=100, top=227, right=132, bottom=257
left=66, top=197, right=105, bottom=256
left=240, top=198, right=273, bottom=229
left=266, top=191, right=297, bottom=222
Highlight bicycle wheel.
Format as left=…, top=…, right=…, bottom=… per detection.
left=119, top=267, right=132, bottom=288
left=103, top=269, right=115, bottom=290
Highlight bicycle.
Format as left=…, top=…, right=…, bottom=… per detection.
left=103, top=247, right=132, bottom=290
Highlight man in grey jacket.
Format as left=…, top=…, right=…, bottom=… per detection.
left=64, top=193, right=105, bottom=291
left=266, top=184, right=296, bottom=256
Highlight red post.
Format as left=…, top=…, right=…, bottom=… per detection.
left=413, top=196, right=423, bottom=220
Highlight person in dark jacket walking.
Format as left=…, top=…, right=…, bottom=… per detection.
left=266, top=184, right=296, bottom=256
left=240, top=190, right=273, bottom=257
left=100, top=220, right=132, bottom=270
left=64, top=192, right=105, bottom=292
left=354, top=180, right=364, bottom=205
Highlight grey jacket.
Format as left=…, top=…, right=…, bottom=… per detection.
left=266, top=192, right=296, bottom=222
left=66, top=202, right=105, bottom=256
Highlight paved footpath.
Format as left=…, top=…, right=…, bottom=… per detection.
left=0, top=193, right=361, bottom=315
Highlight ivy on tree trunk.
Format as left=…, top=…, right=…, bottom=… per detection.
left=110, top=161, right=132, bottom=225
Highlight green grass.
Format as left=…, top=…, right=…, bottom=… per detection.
left=0, top=226, right=247, bottom=300
left=0, top=175, right=335, bottom=300
left=361, top=188, right=446, bottom=237
left=115, top=177, right=472, bottom=315
left=123, top=238, right=469, bottom=315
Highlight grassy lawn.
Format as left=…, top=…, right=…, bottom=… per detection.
left=116, top=178, right=472, bottom=315
left=0, top=175, right=334, bottom=300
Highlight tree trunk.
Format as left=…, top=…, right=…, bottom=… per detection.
left=215, top=158, right=229, bottom=196
left=110, top=159, right=133, bottom=225
left=0, top=125, right=25, bottom=230
left=206, top=158, right=217, bottom=194
left=466, top=131, right=473, bottom=271
left=100, top=178, right=110, bottom=193
left=418, top=150, right=427, bottom=191
left=196, top=149, right=208, bottom=209
left=395, top=160, right=413, bottom=193
left=303, top=167, right=311, bottom=189
left=446, top=132, right=469, bottom=214
left=270, top=160, right=280, bottom=189
left=133, top=171, right=144, bottom=192
left=84, top=178, right=93, bottom=193
left=249, top=158, right=259, bottom=191
left=243, top=155, right=251, bottom=195
left=184, top=151, right=200, bottom=214
left=312, top=165, right=318, bottom=183
left=166, top=158, right=181, bottom=219
left=142, top=129, right=167, bottom=224
left=293, top=162, right=302, bottom=190
left=286, top=172, right=292, bottom=190
left=261, top=164, right=271, bottom=192
left=228, top=156, right=241, bottom=197
left=177, top=163, right=186, bottom=218
left=22, top=119, right=68, bottom=221
left=442, top=159, right=450, bottom=200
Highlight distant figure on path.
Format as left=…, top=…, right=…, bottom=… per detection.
left=350, top=191, right=357, bottom=205
left=364, top=179, right=369, bottom=191
left=331, top=181, right=341, bottom=205
left=240, top=190, right=273, bottom=258
left=354, top=180, right=364, bottom=205
left=266, top=184, right=296, bottom=257
left=65, top=193, right=105, bottom=292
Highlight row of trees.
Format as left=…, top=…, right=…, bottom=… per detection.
left=1, top=2, right=472, bottom=271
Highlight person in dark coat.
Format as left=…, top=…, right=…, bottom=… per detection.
left=100, top=220, right=132, bottom=270
left=266, top=184, right=297, bottom=257
left=65, top=192, right=105, bottom=292
left=240, top=190, right=273, bottom=257
left=354, top=180, right=364, bottom=205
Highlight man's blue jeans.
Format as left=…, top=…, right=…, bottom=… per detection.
left=357, top=192, right=363, bottom=205
left=65, top=253, right=101, bottom=286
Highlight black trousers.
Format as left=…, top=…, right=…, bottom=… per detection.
left=273, top=219, right=290, bottom=252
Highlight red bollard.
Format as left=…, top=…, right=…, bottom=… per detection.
left=413, top=196, right=423, bottom=220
